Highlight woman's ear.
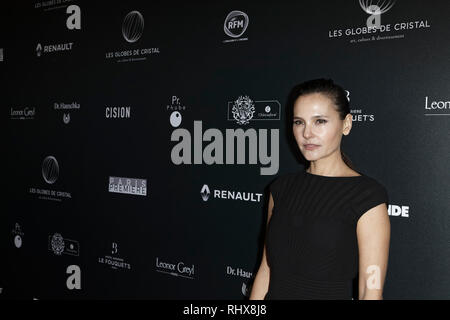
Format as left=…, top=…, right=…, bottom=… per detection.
left=343, top=113, right=353, bottom=136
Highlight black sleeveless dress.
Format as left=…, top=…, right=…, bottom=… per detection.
left=264, top=169, right=389, bottom=300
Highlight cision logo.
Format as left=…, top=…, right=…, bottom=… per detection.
left=105, top=10, right=160, bottom=63
left=48, top=233, right=80, bottom=256
left=223, top=10, right=249, bottom=43
left=108, top=176, right=147, bottom=196
left=105, top=106, right=131, bottom=119
left=200, top=184, right=263, bottom=203
left=29, top=156, right=72, bottom=201
left=169, top=95, right=280, bottom=176
left=155, top=257, right=195, bottom=280
left=328, top=0, right=431, bottom=44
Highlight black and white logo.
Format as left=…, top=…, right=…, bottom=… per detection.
left=42, top=156, right=59, bottom=184
left=10, top=106, right=36, bottom=120
left=201, top=184, right=263, bottom=203
left=12, top=223, right=24, bottom=249
left=63, top=113, right=70, bottom=124
left=122, top=11, right=144, bottom=43
left=49, top=233, right=80, bottom=256
left=228, top=96, right=280, bottom=125
left=200, top=185, right=210, bottom=201
left=108, top=176, right=147, bottom=196
left=98, top=242, right=132, bottom=271
left=156, top=257, right=195, bottom=279
left=224, top=10, right=249, bottom=39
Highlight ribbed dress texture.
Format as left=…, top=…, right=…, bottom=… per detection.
left=264, top=169, right=389, bottom=300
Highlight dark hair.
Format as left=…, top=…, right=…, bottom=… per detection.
left=289, top=78, right=357, bottom=171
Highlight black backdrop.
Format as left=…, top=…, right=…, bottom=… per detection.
left=2, top=0, right=449, bottom=299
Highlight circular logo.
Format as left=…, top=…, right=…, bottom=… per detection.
left=14, top=235, right=22, bottom=248
left=42, top=156, right=59, bottom=184
left=265, top=106, right=271, bottom=113
left=170, top=111, right=182, bottom=127
left=224, top=10, right=249, bottom=38
left=122, top=11, right=144, bottom=43
left=51, top=233, right=65, bottom=255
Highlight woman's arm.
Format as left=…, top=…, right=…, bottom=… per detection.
left=356, top=202, right=391, bottom=300
left=249, top=193, right=274, bottom=300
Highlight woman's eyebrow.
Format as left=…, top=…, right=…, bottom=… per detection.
left=293, top=115, right=329, bottom=120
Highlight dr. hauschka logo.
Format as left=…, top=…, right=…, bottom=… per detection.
left=328, top=1, right=431, bottom=44
left=105, top=106, right=131, bottom=119
left=66, top=265, right=81, bottom=290
left=169, top=96, right=280, bottom=176
left=54, top=102, right=80, bottom=124
left=228, top=95, right=280, bottom=125
left=105, top=10, right=159, bottom=63
left=155, top=257, right=195, bottom=279
left=242, top=282, right=251, bottom=297
left=223, top=10, right=249, bottom=43
left=98, top=242, right=132, bottom=271
left=227, top=265, right=253, bottom=279
left=29, top=156, right=72, bottom=201
left=63, top=113, right=70, bottom=124
left=200, top=184, right=263, bottom=203
left=42, top=156, right=59, bottom=184
left=10, top=106, right=36, bottom=120
left=48, top=233, right=80, bottom=256
left=424, top=96, right=450, bottom=116
left=122, top=11, right=144, bottom=43
left=108, top=176, right=147, bottom=196
left=12, top=223, right=24, bottom=249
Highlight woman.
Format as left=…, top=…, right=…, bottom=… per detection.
left=249, top=78, right=390, bottom=300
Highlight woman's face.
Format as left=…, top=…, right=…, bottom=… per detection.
left=292, top=93, right=350, bottom=162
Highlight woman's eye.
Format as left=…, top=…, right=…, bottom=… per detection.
left=317, top=119, right=327, bottom=124
left=293, top=120, right=302, bottom=125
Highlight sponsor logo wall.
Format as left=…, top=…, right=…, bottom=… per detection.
left=2, top=0, right=449, bottom=299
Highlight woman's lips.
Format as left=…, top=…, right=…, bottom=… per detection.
left=304, top=144, right=320, bottom=150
